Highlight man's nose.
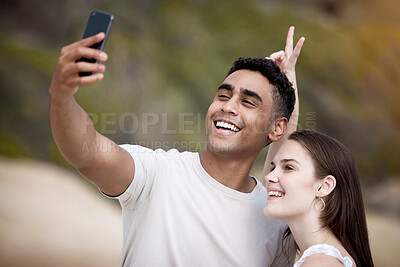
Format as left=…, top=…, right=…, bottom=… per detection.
left=221, top=98, right=238, bottom=115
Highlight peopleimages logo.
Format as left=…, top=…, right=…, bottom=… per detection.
left=81, top=140, right=208, bottom=153
left=82, top=112, right=203, bottom=135
left=80, top=111, right=317, bottom=152
left=80, top=111, right=318, bottom=136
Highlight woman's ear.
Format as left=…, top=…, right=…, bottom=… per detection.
left=268, top=117, right=287, bottom=142
left=317, top=175, right=336, bottom=197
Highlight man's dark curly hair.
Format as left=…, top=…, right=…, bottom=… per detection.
left=227, top=57, right=295, bottom=121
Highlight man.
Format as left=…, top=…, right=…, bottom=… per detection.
left=49, top=26, right=304, bottom=266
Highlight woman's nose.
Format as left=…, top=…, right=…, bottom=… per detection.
left=264, top=170, right=278, bottom=184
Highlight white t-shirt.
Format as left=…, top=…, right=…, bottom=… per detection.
left=108, top=145, right=295, bottom=267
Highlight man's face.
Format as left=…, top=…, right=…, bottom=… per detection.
left=205, top=69, right=276, bottom=156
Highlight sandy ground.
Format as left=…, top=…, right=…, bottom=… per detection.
left=0, top=158, right=122, bottom=267
left=367, top=212, right=400, bottom=266
left=0, top=157, right=399, bottom=266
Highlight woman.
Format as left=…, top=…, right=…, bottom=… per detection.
left=265, top=28, right=374, bottom=267
left=264, top=130, right=374, bottom=266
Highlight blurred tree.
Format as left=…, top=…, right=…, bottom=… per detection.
left=0, top=0, right=399, bottom=183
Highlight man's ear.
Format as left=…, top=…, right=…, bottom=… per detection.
left=268, top=117, right=287, bottom=142
left=317, top=175, right=336, bottom=197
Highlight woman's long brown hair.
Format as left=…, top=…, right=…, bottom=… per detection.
left=286, top=130, right=374, bottom=267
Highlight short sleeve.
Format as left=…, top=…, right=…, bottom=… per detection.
left=114, top=144, right=163, bottom=210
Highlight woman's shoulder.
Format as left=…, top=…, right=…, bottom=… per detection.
left=294, top=244, right=354, bottom=267
left=301, top=253, right=348, bottom=266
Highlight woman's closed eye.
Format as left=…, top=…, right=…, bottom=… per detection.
left=284, top=165, right=294, bottom=171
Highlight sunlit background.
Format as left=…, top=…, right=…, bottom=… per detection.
left=0, top=0, right=399, bottom=266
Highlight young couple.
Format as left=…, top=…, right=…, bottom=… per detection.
left=49, top=26, right=374, bottom=266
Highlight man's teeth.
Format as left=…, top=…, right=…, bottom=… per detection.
left=216, top=121, right=239, bottom=132
left=268, top=191, right=284, bottom=197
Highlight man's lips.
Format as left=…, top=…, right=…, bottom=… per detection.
left=212, top=116, right=242, bottom=132
left=214, top=120, right=240, bottom=132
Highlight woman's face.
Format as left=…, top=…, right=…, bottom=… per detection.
left=263, top=140, right=321, bottom=221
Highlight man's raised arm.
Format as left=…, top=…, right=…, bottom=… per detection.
left=262, top=26, right=305, bottom=179
left=49, top=33, right=134, bottom=196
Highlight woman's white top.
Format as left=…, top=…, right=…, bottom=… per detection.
left=294, top=244, right=353, bottom=267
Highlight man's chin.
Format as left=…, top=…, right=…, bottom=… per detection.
left=207, top=141, right=238, bottom=155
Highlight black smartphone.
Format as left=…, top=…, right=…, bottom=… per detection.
left=78, top=10, right=114, bottom=76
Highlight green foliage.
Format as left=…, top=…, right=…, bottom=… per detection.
left=0, top=134, right=31, bottom=158
left=0, top=0, right=399, bottom=182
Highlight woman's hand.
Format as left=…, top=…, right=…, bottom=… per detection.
left=267, top=26, right=305, bottom=81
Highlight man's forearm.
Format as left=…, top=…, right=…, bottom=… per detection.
left=48, top=33, right=135, bottom=196
left=50, top=95, right=99, bottom=169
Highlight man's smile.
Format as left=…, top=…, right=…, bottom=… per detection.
left=214, top=120, right=240, bottom=132
left=211, top=117, right=242, bottom=136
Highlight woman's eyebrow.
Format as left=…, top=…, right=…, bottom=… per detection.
left=281, top=158, right=301, bottom=166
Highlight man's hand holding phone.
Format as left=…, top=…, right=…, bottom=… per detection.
left=49, top=33, right=108, bottom=101
left=49, top=10, right=113, bottom=101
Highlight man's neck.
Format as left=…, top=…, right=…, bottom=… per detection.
left=199, top=147, right=259, bottom=193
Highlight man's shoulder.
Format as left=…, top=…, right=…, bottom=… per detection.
left=119, top=144, right=197, bottom=157
left=120, top=144, right=200, bottom=172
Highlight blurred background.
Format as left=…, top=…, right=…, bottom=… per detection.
left=0, top=0, right=399, bottom=266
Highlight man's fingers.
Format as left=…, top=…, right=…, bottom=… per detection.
left=69, top=73, right=105, bottom=87
left=59, top=33, right=107, bottom=62
left=62, top=46, right=108, bottom=63
left=284, top=26, right=295, bottom=56
left=79, top=73, right=105, bottom=86
left=67, top=32, right=105, bottom=50
left=64, top=61, right=106, bottom=76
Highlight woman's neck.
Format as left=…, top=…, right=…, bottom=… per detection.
left=286, top=213, right=340, bottom=254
